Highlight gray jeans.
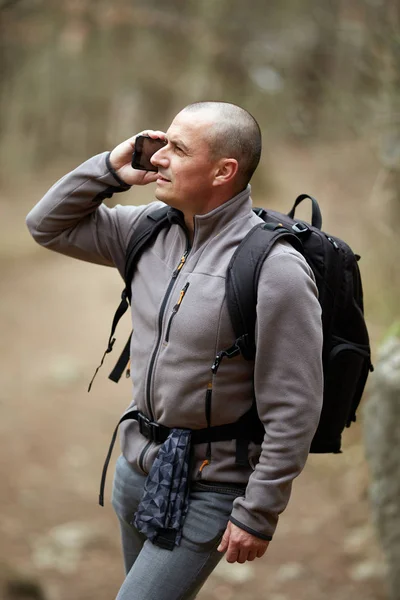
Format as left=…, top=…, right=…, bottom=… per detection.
left=111, top=454, right=245, bottom=600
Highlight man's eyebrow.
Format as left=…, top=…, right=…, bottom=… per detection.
left=168, top=137, right=190, bottom=153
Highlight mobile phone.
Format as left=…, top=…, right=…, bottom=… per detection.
left=131, top=135, right=166, bottom=172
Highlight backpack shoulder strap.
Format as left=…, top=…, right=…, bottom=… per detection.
left=124, top=205, right=170, bottom=299
left=226, top=222, right=303, bottom=361
left=88, top=205, right=171, bottom=390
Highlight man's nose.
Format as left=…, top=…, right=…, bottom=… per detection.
left=150, top=146, right=169, bottom=168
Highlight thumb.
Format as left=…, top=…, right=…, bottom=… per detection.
left=217, top=523, right=231, bottom=553
left=141, top=170, right=159, bottom=185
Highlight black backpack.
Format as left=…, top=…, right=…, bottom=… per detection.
left=93, top=194, right=373, bottom=456
left=225, top=195, right=373, bottom=453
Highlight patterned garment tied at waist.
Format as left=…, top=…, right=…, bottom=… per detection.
left=132, top=428, right=192, bottom=550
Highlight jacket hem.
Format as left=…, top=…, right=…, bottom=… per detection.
left=192, top=481, right=246, bottom=496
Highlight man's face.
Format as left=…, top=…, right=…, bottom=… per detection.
left=150, top=110, right=219, bottom=214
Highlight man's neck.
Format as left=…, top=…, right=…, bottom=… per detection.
left=184, top=216, right=195, bottom=243
left=182, top=185, right=245, bottom=242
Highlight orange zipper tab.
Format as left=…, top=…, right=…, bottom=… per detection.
left=199, top=459, right=210, bottom=473
left=165, top=282, right=190, bottom=344
left=173, top=251, right=188, bottom=278
left=176, top=254, right=187, bottom=272
left=177, top=282, right=189, bottom=307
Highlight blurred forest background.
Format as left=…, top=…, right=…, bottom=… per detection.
left=0, top=1, right=399, bottom=599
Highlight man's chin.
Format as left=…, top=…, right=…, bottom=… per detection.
left=155, top=188, right=174, bottom=206
left=155, top=188, right=167, bottom=202
left=155, top=190, right=183, bottom=211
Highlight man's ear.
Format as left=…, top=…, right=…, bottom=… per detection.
left=213, top=158, right=239, bottom=187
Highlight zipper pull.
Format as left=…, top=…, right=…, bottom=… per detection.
left=172, top=251, right=188, bottom=278
left=211, top=352, right=223, bottom=375
left=327, top=236, right=339, bottom=251
left=164, top=282, right=190, bottom=343
left=197, top=459, right=210, bottom=479
left=173, top=282, right=190, bottom=311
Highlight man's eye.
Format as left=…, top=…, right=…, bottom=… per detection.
left=175, top=146, right=184, bottom=154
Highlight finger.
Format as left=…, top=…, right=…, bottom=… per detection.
left=246, top=551, right=257, bottom=562
left=237, top=547, right=249, bottom=564
left=143, top=171, right=159, bottom=184
left=225, top=545, right=240, bottom=564
left=217, top=530, right=230, bottom=553
left=150, top=130, right=167, bottom=140
left=136, top=130, right=167, bottom=141
left=225, top=537, right=240, bottom=563
left=122, top=131, right=150, bottom=147
left=256, top=546, right=267, bottom=558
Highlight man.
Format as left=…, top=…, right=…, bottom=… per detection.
left=26, top=102, right=323, bottom=600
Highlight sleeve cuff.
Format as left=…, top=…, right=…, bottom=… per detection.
left=229, top=516, right=273, bottom=541
left=105, top=152, right=131, bottom=189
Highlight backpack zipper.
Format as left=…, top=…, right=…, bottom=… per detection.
left=164, top=282, right=190, bottom=343
left=145, top=249, right=189, bottom=421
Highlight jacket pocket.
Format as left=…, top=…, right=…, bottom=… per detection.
left=164, top=282, right=190, bottom=343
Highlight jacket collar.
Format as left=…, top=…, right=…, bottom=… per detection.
left=167, top=185, right=252, bottom=250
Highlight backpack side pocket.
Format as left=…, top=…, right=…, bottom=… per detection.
left=311, top=337, right=371, bottom=453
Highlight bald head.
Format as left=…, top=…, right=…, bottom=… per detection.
left=181, top=102, right=262, bottom=187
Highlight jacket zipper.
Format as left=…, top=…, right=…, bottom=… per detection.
left=145, top=248, right=189, bottom=421
left=198, top=382, right=213, bottom=478
left=164, top=282, right=190, bottom=343
left=138, top=440, right=152, bottom=473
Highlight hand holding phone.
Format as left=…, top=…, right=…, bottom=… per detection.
left=131, top=135, right=167, bottom=172
left=108, top=130, right=167, bottom=186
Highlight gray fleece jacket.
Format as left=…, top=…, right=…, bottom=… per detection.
left=26, top=152, right=323, bottom=541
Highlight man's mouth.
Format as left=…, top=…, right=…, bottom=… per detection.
left=157, top=174, right=170, bottom=183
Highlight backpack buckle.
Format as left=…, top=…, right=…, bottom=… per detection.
left=138, top=413, right=167, bottom=443
left=253, top=207, right=267, bottom=220
left=292, top=222, right=309, bottom=234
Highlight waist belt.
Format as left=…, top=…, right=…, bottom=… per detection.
left=99, top=407, right=264, bottom=506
